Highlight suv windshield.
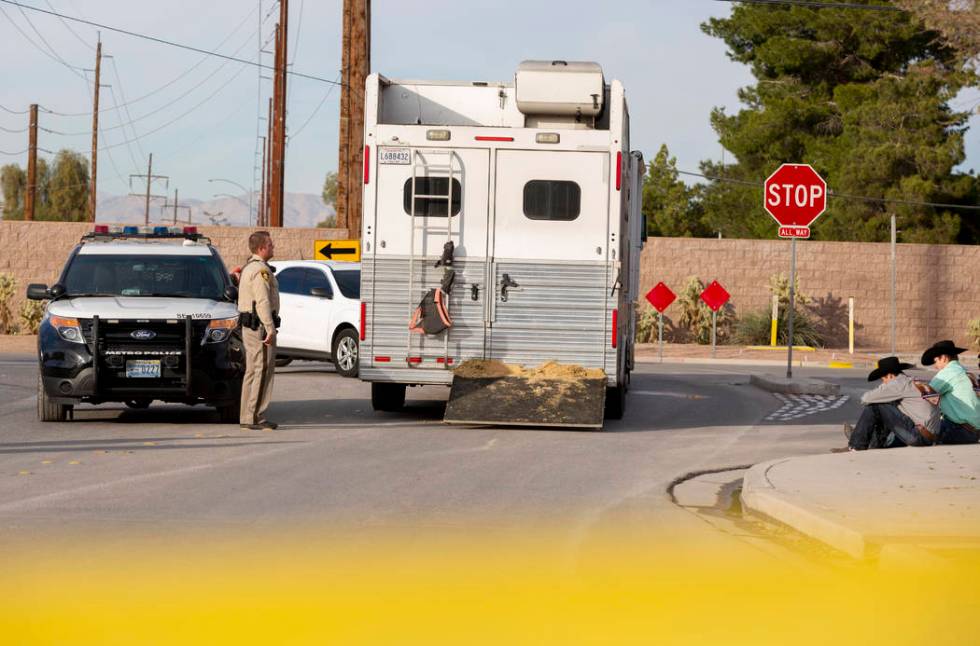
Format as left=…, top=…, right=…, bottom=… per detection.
left=332, top=269, right=361, bottom=299
left=63, top=254, right=227, bottom=299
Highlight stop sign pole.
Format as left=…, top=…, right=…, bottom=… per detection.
left=764, top=164, right=828, bottom=378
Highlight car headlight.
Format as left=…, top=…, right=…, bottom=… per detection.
left=203, top=316, right=238, bottom=344
left=50, top=315, right=85, bottom=344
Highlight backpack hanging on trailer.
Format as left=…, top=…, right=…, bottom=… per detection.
left=409, top=243, right=456, bottom=336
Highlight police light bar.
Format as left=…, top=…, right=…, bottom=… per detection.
left=93, top=225, right=110, bottom=234
left=183, top=226, right=198, bottom=235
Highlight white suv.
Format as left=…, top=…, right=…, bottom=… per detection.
left=269, top=260, right=361, bottom=377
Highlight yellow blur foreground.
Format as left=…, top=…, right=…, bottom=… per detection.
left=2, top=529, right=979, bottom=645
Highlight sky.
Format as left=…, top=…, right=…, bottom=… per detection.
left=0, top=0, right=978, bottom=202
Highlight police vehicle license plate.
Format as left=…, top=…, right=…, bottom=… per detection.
left=378, top=147, right=411, bottom=164
left=126, top=360, right=161, bottom=378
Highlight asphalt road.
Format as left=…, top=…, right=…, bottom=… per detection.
left=0, top=354, right=870, bottom=553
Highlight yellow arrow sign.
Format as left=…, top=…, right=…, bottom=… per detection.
left=313, top=239, right=361, bottom=262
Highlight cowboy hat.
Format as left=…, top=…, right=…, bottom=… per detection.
left=920, top=340, right=967, bottom=367
left=868, top=356, right=915, bottom=382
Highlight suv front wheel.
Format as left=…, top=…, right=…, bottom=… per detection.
left=333, top=328, right=359, bottom=378
left=37, top=375, right=72, bottom=422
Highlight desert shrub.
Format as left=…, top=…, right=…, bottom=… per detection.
left=733, top=308, right=824, bottom=348
left=733, top=273, right=824, bottom=348
left=0, top=273, right=16, bottom=334
left=635, top=305, right=658, bottom=343
left=19, top=299, right=46, bottom=335
left=676, top=276, right=734, bottom=345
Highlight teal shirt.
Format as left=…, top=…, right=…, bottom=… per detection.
left=929, top=361, right=980, bottom=427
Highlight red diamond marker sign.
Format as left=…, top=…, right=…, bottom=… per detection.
left=645, top=282, right=677, bottom=313
left=764, top=163, right=827, bottom=239
left=700, top=281, right=731, bottom=312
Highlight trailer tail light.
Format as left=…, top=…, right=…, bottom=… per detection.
left=359, top=302, right=366, bottom=341
left=615, top=151, right=622, bottom=191
left=374, top=356, right=391, bottom=363
left=363, top=145, right=370, bottom=184
left=535, top=133, right=560, bottom=144
left=611, top=309, right=618, bottom=348
left=475, top=136, right=514, bottom=142
left=427, top=129, right=451, bottom=141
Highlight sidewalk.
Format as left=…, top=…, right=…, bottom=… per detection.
left=0, top=335, right=36, bottom=354
left=635, top=342, right=907, bottom=368
left=742, top=445, right=980, bottom=562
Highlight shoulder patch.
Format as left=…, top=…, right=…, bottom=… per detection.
left=260, top=269, right=270, bottom=283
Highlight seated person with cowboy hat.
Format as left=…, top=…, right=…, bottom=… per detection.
left=921, top=340, right=980, bottom=445
left=845, top=356, right=940, bottom=451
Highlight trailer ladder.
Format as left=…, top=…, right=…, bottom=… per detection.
left=407, top=149, right=460, bottom=367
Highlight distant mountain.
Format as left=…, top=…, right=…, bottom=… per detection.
left=95, top=192, right=335, bottom=228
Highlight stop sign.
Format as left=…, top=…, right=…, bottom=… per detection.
left=764, top=164, right=827, bottom=237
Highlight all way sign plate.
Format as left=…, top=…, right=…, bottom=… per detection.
left=314, top=239, right=361, bottom=262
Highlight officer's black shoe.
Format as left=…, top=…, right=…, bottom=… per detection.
left=258, top=420, right=278, bottom=430
left=240, top=424, right=263, bottom=431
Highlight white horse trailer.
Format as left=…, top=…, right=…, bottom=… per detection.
left=359, top=60, right=645, bottom=426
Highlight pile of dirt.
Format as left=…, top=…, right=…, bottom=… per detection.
left=452, top=359, right=527, bottom=378
left=453, top=359, right=605, bottom=382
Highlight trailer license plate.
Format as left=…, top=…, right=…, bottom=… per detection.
left=126, top=360, right=161, bottom=378
left=378, top=147, right=411, bottom=165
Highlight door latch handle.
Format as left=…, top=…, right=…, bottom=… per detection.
left=500, top=274, right=519, bottom=303
left=470, top=284, right=480, bottom=301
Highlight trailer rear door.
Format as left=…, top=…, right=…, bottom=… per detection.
left=488, top=150, right=610, bottom=368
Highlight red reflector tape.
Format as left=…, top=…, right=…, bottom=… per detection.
left=475, top=136, right=514, bottom=142
left=363, top=145, right=370, bottom=184
left=374, top=356, right=391, bottom=363
left=407, top=357, right=422, bottom=364
left=615, top=151, right=622, bottom=191
left=359, top=302, right=366, bottom=341
left=436, top=358, right=454, bottom=365
left=612, top=309, right=618, bottom=348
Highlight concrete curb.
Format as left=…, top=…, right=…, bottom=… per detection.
left=741, top=459, right=868, bottom=559
left=749, top=374, right=841, bottom=395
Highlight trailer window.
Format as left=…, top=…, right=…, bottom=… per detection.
left=403, top=178, right=461, bottom=217
left=523, top=180, right=581, bottom=221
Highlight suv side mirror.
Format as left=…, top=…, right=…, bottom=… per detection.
left=26, top=284, right=49, bottom=300
left=49, top=284, right=66, bottom=299
left=310, top=287, right=332, bottom=299
left=223, top=285, right=239, bottom=302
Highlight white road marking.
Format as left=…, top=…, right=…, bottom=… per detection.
left=764, top=393, right=850, bottom=422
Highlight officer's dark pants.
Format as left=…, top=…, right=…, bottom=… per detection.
left=849, top=403, right=924, bottom=450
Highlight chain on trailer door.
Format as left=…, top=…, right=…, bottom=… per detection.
left=488, top=150, right=611, bottom=369
left=370, top=146, right=491, bottom=365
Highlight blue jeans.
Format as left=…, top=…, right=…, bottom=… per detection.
left=849, top=403, right=926, bottom=450
left=937, top=418, right=980, bottom=445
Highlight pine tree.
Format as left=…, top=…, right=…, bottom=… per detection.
left=642, top=145, right=710, bottom=238
left=701, top=1, right=977, bottom=243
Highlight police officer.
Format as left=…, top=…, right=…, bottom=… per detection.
left=238, top=231, right=280, bottom=430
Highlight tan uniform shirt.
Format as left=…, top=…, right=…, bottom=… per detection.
left=237, top=254, right=280, bottom=329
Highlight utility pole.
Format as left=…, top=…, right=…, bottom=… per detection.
left=264, top=97, right=273, bottom=227
left=269, top=1, right=289, bottom=229
left=337, top=0, right=371, bottom=238
left=162, top=188, right=191, bottom=225
left=24, top=104, right=38, bottom=221
left=128, top=153, right=168, bottom=225
left=258, top=135, right=267, bottom=228
left=88, top=38, right=102, bottom=222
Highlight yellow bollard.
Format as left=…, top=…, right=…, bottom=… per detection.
left=770, top=295, right=779, bottom=347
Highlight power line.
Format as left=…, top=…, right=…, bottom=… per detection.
left=0, top=0, right=343, bottom=86
left=43, top=23, right=260, bottom=136
left=289, top=72, right=341, bottom=140
left=108, top=57, right=147, bottom=162
left=0, top=104, right=29, bottom=114
left=0, top=148, right=27, bottom=156
left=0, top=124, right=28, bottom=133
left=713, top=0, right=904, bottom=10
left=0, top=2, right=87, bottom=80
left=678, top=169, right=980, bottom=212
left=32, top=4, right=260, bottom=118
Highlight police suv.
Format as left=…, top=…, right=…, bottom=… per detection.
left=28, top=225, right=245, bottom=422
